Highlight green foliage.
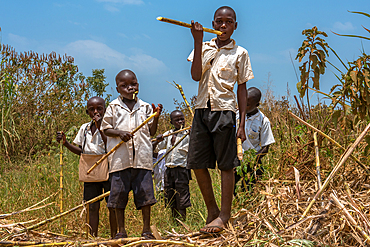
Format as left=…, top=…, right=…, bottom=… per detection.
left=0, top=44, right=110, bottom=157
left=296, top=27, right=329, bottom=99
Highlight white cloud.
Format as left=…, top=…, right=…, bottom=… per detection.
left=96, top=0, right=143, bottom=4
left=332, top=22, right=355, bottom=32
left=104, top=5, right=120, bottom=12
left=8, top=33, right=36, bottom=49
left=63, top=40, right=167, bottom=75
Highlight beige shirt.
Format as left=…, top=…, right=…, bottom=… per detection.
left=73, top=122, right=105, bottom=155
left=101, top=97, right=154, bottom=173
left=156, top=129, right=189, bottom=168
left=188, top=38, right=254, bottom=113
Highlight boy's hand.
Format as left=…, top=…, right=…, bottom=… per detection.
left=56, top=131, right=66, bottom=144
left=119, top=131, right=133, bottom=142
left=156, top=134, right=164, bottom=142
left=152, top=103, right=163, bottom=117
left=191, top=20, right=204, bottom=42
left=236, top=127, right=246, bottom=143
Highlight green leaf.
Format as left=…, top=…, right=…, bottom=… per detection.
left=332, top=110, right=342, bottom=128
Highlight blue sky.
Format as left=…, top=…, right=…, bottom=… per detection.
left=1, top=0, right=369, bottom=111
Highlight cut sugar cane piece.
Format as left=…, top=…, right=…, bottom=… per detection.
left=87, top=112, right=158, bottom=174
left=132, top=91, right=138, bottom=100
left=237, top=138, right=243, bottom=160
left=157, top=16, right=222, bottom=35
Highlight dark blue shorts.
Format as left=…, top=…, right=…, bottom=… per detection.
left=187, top=105, right=239, bottom=171
left=83, top=180, right=111, bottom=203
left=164, top=167, right=191, bottom=210
left=107, top=168, right=157, bottom=210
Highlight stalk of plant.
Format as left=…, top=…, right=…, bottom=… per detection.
left=313, top=132, right=322, bottom=189
left=300, top=121, right=370, bottom=220
left=288, top=111, right=369, bottom=174
left=168, top=81, right=194, bottom=117
left=153, top=131, right=190, bottom=168
left=59, top=141, right=63, bottom=233
left=87, top=112, right=158, bottom=174
left=151, top=126, right=191, bottom=142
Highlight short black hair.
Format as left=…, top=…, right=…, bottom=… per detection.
left=170, top=110, right=184, bottom=120
left=248, top=87, right=262, bottom=103
left=115, top=69, right=137, bottom=85
left=214, top=6, right=236, bottom=21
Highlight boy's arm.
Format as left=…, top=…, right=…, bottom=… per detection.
left=236, top=82, right=247, bottom=142
left=149, top=103, right=163, bottom=136
left=56, top=131, right=82, bottom=155
left=255, top=145, right=270, bottom=164
left=190, top=20, right=203, bottom=81
left=104, top=129, right=133, bottom=142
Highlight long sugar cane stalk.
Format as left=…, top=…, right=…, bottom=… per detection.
left=0, top=191, right=58, bottom=219
left=0, top=241, right=48, bottom=246
left=313, top=132, right=322, bottom=189
left=122, top=239, right=195, bottom=247
left=59, top=142, right=63, bottom=233
left=26, top=242, right=77, bottom=247
left=153, top=131, right=190, bottom=168
left=300, top=121, right=370, bottom=220
left=87, top=112, right=158, bottom=174
left=288, top=111, right=370, bottom=174
left=1, top=192, right=110, bottom=240
left=330, top=193, right=370, bottom=242
left=157, top=16, right=222, bottom=36
left=168, top=81, right=194, bottom=117
left=82, top=237, right=142, bottom=247
left=151, top=126, right=191, bottom=142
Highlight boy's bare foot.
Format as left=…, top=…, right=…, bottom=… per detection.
left=200, top=217, right=225, bottom=234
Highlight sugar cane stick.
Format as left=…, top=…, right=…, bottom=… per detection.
left=151, top=126, right=191, bottom=142
left=313, top=132, right=322, bottom=189
left=1, top=192, right=111, bottom=241
left=237, top=138, right=243, bottom=161
left=153, top=131, right=190, bottom=168
left=300, top=121, right=370, bottom=220
left=168, top=81, right=194, bottom=117
left=87, top=112, right=158, bottom=174
left=288, top=111, right=370, bottom=175
left=59, top=141, right=63, bottom=233
left=157, top=16, right=222, bottom=35
left=0, top=241, right=48, bottom=246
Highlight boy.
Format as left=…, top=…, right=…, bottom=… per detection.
left=153, top=110, right=191, bottom=221
left=187, top=6, right=253, bottom=234
left=56, top=96, right=117, bottom=238
left=101, top=69, right=162, bottom=239
left=234, top=87, right=275, bottom=194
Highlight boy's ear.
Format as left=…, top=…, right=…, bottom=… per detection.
left=212, top=20, right=215, bottom=29
left=86, top=109, right=89, bottom=115
left=256, top=102, right=260, bottom=107
left=234, top=22, right=238, bottom=30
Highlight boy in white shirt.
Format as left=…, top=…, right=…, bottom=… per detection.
left=235, top=87, right=275, bottom=194
left=101, top=69, right=162, bottom=239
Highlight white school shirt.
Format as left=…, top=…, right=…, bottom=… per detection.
left=156, top=129, right=189, bottom=168
left=188, top=38, right=254, bottom=113
left=153, top=149, right=166, bottom=192
left=101, top=97, right=154, bottom=173
left=237, top=110, right=275, bottom=152
left=73, top=122, right=105, bottom=155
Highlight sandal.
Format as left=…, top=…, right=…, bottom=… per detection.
left=141, top=231, right=155, bottom=240
left=114, top=232, right=128, bottom=239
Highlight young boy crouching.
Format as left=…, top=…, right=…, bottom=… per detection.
left=101, top=69, right=162, bottom=239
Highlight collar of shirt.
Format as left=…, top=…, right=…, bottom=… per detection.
left=207, top=38, right=236, bottom=50
left=114, top=97, right=145, bottom=113
left=246, top=109, right=262, bottom=122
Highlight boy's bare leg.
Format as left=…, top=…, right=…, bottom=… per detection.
left=89, top=202, right=100, bottom=237
left=141, top=205, right=151, bottom=234
left=200, top=169, right=234, bottom=232
left=193, top=168, right=220, bottom=224
left=108, top=207, right=118, bottom=238
left=115, top=208, right=127, bottom=237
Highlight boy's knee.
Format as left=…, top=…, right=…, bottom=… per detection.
left=89, top=202, right=100, bottom=212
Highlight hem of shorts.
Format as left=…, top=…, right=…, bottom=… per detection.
left=136, top=199, right=157, bottom=210
left=109, top=166, right=152, bottom=174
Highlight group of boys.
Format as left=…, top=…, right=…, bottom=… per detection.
left=57, top=5, right=275, bottom=239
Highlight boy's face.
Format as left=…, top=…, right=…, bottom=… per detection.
left=170, top=112, right=185, bottom=130
left=246, top=97, right=259, bottom=114
left=116, top=73, right=139, bottom=100
left=86, top=98, right=105, bottom=120
left=212, top=8, right=237, bottom=42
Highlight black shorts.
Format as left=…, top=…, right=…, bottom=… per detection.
left=164, top=167, right=191, bottom=210
left=107, top=168, right=157, bottom=210
left=83, top=180, right=111, bottom=203
left=187, top=105, right=240, bottom=171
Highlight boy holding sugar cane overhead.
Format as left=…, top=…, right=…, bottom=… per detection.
left=56, top=96, right=117, bottom=238
left=101, top=69, right=162, bottom=239
left=187, top=6, right=253, bottom=234
left=153, top=110, right=191, bottom=221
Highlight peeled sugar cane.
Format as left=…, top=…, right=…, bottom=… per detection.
left=157, top=16, right=222, bottom=35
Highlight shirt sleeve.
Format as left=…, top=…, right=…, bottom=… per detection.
left=156, top=133, right=168, bottom=151
left=146, top=103, right=154, bottom=126
left=101, top=104, right=114, bottom=131
left=260, top=118, right=275, bottom=147
left=73, top=124, right=87, bottom=147
left=237, top=49, right=254, bottom=85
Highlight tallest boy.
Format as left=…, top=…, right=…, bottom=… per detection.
left=187, top=6, right=253, bottom=234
